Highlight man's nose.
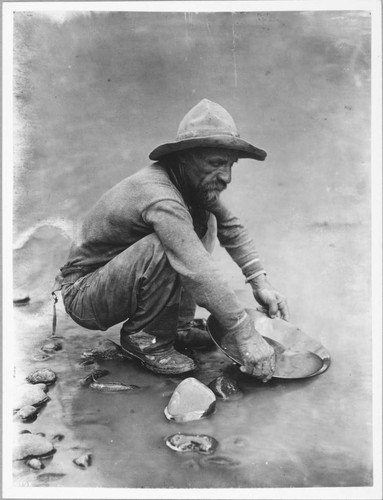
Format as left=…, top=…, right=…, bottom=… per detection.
left=218, top=166, right=232, bottom=184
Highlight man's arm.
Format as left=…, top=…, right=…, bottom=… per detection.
left=210, top=199, right=289, bottom=321
left=143, top=198, right=276, bottom=381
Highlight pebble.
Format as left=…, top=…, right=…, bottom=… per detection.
left=89, top=381, right=140, bottom=392
left=13, top=383, right=49, bottom=411
left=164, top=377, right=216, bottom=423
left=16, top=405, right=38, bottom=422
left=41, top=340, right=62, bottom=353
left=81, top=339, right=124, bottom=360
left=26, top=458, right=45, bottom=470
left=13, top=433, right=55, bottom=461
left=26, top=368, right=57, bottom=385
left=165, top=433, right=218, bottom=455
left=208, top=376, right=242, bottom=400
left=52, top=434, right=65, bottom=443
left=73, top=452, right=92, bottom=469
left=201, top=455, right=242, bottom=467
left=32, top=353, right=52, bottom=362
left=79, top=369, right=109, bottom=386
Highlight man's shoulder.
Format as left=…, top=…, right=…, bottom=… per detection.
left=132, top=163, right=173, bottom=185
left=105, top=163, right=183, bottom=208
left=128, top=163, right=183, bottom=201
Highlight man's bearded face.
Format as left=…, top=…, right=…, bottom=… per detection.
left=179, top=148, right=238, bottom=208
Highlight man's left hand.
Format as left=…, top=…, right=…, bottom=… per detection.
left=250, top=274, right=290, bottom=321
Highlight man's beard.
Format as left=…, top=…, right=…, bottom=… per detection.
left=195, top=182, right=227, bottom=208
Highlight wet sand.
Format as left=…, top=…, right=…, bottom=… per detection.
left=10, top=9, right=372, bottom=490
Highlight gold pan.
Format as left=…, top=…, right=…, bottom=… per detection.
left=207, top=309, right=331, bottom=379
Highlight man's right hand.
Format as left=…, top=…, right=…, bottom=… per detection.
left=235, top=318, right=276, bottom=382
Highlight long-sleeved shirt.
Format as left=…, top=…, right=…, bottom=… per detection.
left=60, top=162, right=265, bottom=334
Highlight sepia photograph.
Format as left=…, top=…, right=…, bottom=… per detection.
left=3, top=1, right=382, bottom=498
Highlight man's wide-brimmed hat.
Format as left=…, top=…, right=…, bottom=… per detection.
left=149, top=98, right=267, bottom=161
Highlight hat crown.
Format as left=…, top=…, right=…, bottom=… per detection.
left=176, top=98, right=240, bottom=140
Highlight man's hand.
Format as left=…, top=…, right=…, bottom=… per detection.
left=235, top=318, right=276, bottom=382
left=250, top=274, right=289, bottom=321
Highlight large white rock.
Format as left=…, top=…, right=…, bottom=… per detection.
left=13, top=383, right=49, bottom=411
left=164, top=377, right=216, bottom=423
left=13, top=433, right=55, bottom=461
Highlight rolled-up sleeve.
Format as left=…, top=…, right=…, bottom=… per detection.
left=211, top=200, right=266, bottom=282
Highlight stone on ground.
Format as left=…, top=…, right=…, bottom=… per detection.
left=13, top=433, right=55, bottom=461
left=16, top=405, right=38, bottom=421
left=208, top=376, right=242, bottom=400
left=13, top=383, right=49, bottom=411
left=73, top=452, right=92, bottom=469
left=26, top=458, right=45, bottom=470
left=26, top=368, right=57, bottom=385
left=165, top=433, right=218, bottom=454
left=41, top=340, right=62, bottom=353
left=81, top=339, right=124, bottom=360
left=164, top=377, right=216, bottom=422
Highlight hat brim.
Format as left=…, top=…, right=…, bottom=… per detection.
left=149, top=135, right=267, bottom=161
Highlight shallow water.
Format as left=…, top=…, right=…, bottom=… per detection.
left=10, top=9, right=372, bottom=490
left=12, top=271, right=372, bottom=488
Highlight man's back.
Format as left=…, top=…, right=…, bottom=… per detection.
left=61, top=163, right=186, bottom=276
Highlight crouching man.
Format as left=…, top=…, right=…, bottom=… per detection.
left=55, top=99, right=289, bottom=381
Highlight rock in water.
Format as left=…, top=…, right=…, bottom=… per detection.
left=26, top=368, right=57, bottom=385
left=89, top=381, right=140, bottom=392
left=32, top=353, right=52, bottom=361
left=164, top=377, right=216, bottom=422
left=16, top=405, right=38, bottom=422
left=73, top=453, right=92, bottom=469
left=52, top=434, right=65, bottom=443
left=13, top=383, right=49, bottom=411
left=208, top=376, right=242, bottom=400
left=79, top=369, right=109, bottom=386
left=13, top=433, right=55, bottom=460
left=41, top=340, right=62, bottom=353
left=165, top=433, right=218, bottom=454
left=81, top=339, right=124, bottom=360
left=26, top=458, right=45, bottom=470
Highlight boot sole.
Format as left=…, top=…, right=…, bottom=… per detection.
left=120, top=345, right=196, bottom=375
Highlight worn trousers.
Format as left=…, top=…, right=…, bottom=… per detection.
left=61, top=215, right=216, bottom=349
